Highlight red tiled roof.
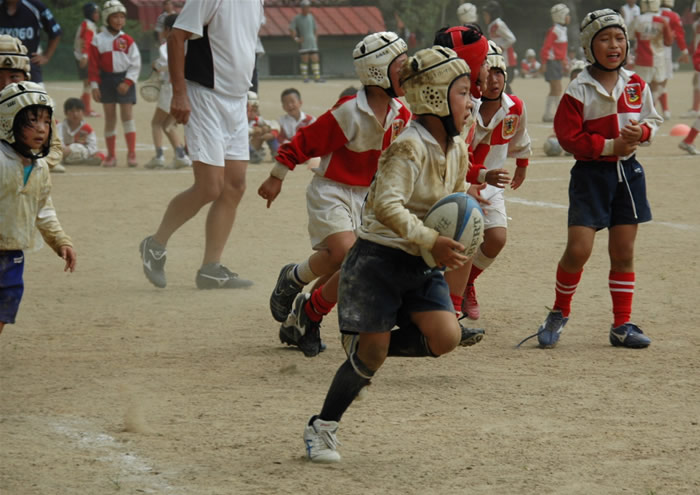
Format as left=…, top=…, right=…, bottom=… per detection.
left=261, top=6, right=385, bottom=37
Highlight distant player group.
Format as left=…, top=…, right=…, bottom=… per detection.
left=1, top=0, right=698, bottom=465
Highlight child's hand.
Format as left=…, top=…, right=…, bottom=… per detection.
left=59, top=246, right=77, bottom=272
left=431, top=236, right=468, bottom=270
left=117, top=82, right=130, bottom=95
left=511, top=166, right=527, bottom=190
left=613, top=136, right=638, bottom=156
left=91, top=88, right=101, bottom=103
left=620, top=119, right=643, bottom=144
left=485, top=168, right=511, bottom=188
left=467, top=183, right=491, bottom=206
left=258, top=176, right=283, bottom=208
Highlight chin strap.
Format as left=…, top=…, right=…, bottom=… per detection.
left=10, top=141, right=50, bottom=160
left=440, top=115, right=460, bottom=138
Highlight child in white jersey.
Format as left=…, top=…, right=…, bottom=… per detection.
left=58, top=97, right=105, bottom=166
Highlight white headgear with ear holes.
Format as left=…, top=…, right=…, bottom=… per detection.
left=0, top=82, right=53, bottom=145
left=102, top=0, right=127, bottom=25
left=400, top=46, right=470, bottom=118
left=551, top=4, right=570, bottom=24
left=640, top=0, right=661, bottom=13
left=353, top=32, right=407, bottom=95
left=457, top=3, right=478, bottom=24
left=486, top=40, right=507, bottom=74
left=0, top=35, right=31, bottom=80
left=580, top=9, right=628, bottom=69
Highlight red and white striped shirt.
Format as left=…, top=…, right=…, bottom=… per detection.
left=88, top=29, right=141, bottom=87
left=630, top=12, right=672, bottom=68
left=554, top=68, right=662, bottom=162
left=660, top=7, right=688, bottom=53
left=541, top=24, right=568, bottom=63
left=488, top=18, right=517, bottom=67
left=73, top=19, right=98, bottom=62
left=274, top=88, right=411, bottom=187
left=57, top=120, right=98, bottom=156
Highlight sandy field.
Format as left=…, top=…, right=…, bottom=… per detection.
left=1, top=72, right=699, bottom=495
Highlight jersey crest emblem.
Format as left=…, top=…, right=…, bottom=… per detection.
left=391, top=119, right=406, bottom=142
left=624, top=83, right=642, bottom=109
left=116, top=37, right=128, bottom=52
left=501, top=114, right=519, bottom=139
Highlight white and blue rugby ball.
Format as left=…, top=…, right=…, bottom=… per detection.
left=420, top=192, right=484, bottom=269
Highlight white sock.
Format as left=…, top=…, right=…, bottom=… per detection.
left=291, top=259, right=316, bottom=286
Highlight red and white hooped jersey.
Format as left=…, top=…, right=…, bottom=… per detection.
left=488, top=18, right=517, bottom=67
left=88, top=29, right=141, bottom=86
left=274, top=88, right=411, bottom=187
left=630, top=12, right=672, bottom=68
left=73, top=19, right=98, bottom=62
left=554, top=68, right=662, bottom=162
left=541, top=24, right=568, bottom=62
left=471, top=93, right=531, bottom=171
left=660, top=8, right=688, bottom=52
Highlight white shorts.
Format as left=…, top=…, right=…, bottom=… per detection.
left=664, top=47, right=674, bottom=80
left=306, top=175, right=367, bottom=249
left=157, top=82, right=172, bottom=112
left=635, top=65, right=667, bottom=84
left=184, top=82, right=248, bottom=165
left=480, top=185, right=508, bottom=230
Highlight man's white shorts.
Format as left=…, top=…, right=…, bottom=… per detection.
left=185, top=82, right=249, bottom=165
left=635, top=64, right=667, bottom=84
left=480, top=185, right=508, bottom=230
left=157, top=82, right=172, bottom=112
left=306, top=175, right=367, bottom=249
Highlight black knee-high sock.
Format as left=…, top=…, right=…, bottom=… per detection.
left=388, top=322, right=437, bottom=357
left=319, top=354, right=374, bottom=422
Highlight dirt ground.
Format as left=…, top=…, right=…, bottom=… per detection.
left=1, top=72, right=699, bottom=495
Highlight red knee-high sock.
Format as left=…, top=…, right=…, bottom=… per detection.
left=450, top=293, right=463, bottom=315
left=684, top=128, right=698, bottom=145
left=658, top=92, right=669, bottom=111
left=305, top=286, right=336, bottom=323
left=81, top=92, right=92, bottom=114
left=467, top=265, right=484, bottom=286
left=106, top=135, right=116, bottom=157
left=553, top=264, right=582, bottom=318
left=125, top=132, right=136, bottom=155
left=609, top=271, right=634, bottom=328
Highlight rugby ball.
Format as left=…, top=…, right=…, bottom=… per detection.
left=543, top=135, right=563, bottom=156
left=420, top=192, right=484, bottom=269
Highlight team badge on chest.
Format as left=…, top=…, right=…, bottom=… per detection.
left=624, top=83, right=642, bottom=109
left=501, top=114, right=519, bottom=139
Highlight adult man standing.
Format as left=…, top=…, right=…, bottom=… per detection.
left=0, top=0, right=62, bottom=84
left=290, top=0, right=323, bottom=82
left=140, top=0, right=264, bottom=290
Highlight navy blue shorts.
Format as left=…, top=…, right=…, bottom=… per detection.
left=99, top=71, right=137, bottom=104
left=0, top=251, right=25, bottom=324
left=337, top=238, right=454, bottom=334
left=568, top=156, right=652, bottom=229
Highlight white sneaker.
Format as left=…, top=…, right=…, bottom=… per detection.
left=663, top=110, right=672, bottom=120
left=679, top=141, right=699, bottom=155
left=51, top=163, right=66, bottom=173
left=170, top=155, right=192, bottom=169
left=304, top=417, right=341, bottom=463
left=680, top=109, right=699, bottom=119
left=144, top=156, right=165, bottom=169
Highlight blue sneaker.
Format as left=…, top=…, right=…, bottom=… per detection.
left=537, top=310, right=568, bottom=348
left=609, top=323, right=651, bottom=348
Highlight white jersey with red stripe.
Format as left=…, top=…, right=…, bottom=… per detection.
left=553, top=67, right=662, bottom=163
left=488, top=18, right=517, bottom=67
left=88, top=29, right=141, bottom=85
left=278, top=111, right=315, bottom=144
left=630, top=12, right=672, bottom=68
left=541, top=24, right=568, bottom=62
left=73, top=19, right=98, bottom=62
left=57, top=120, right=98, bottom=156
left=660, top=8, right=688, bottom=52
left=274, top=88, right=411, bottom=187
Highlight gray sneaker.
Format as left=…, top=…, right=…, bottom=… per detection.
left=139, top=236, right=167, bottom=288
left=270, top=263, right=303, bottom=322
left=195, top=263, right=253, bottom=289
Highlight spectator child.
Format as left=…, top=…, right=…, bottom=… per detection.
left=278, top=88, right=315, bottom=144
left=247, top=91, right=279, bottom=164
left=541, top=3, right=571, bottom=122
left=520, top=48, right=541, bottom=78
left=57, top=97, right=105, bottom=166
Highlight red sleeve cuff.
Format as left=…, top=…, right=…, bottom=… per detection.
left=516, top=158, right=529, bottom=168
left=640, top=124, right=652, bottom=143
left=466, top=163, right=486, bottom=184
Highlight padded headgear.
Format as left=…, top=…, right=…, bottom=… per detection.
left=83, top=2, right=99, bottom=19
left=247, top=90, right=259, bottom=106
left=486, top=40, right=507, bottom=74
left=580, top=9, right=628, bottom=71
left=436, top=26, right=489, bottom=98
left=569, top=59, right=587, bottom=78
left=102, top=0, right=126, bottom=25
left=551, top=3, right=570, bottom=25
left=456, top=3, right=478, bottom=24
left=400, top=46, right=470, bottom=137
left=0, top=82, right=54, bottom=158
left=353, top=31, right=407, bottom=97
left=525, top=48, right=536, bottom=58
left=660, top=0, right=675, bottom=7
left=0, top=35, right=30, bottom=80
left=483, top=1, right=502, bottom=21
left=640, top=0, right=661, bottom=13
